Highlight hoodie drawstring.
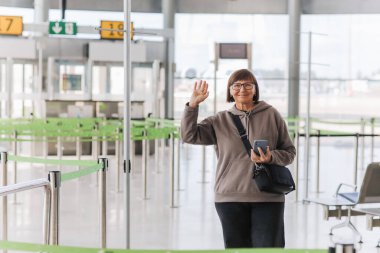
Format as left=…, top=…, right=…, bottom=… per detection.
left=243, top=111, right=251, bottom=140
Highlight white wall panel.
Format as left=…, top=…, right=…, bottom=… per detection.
left=89, top=41, right=147, bottom=62
left=0, top=38, right=36, bottom=59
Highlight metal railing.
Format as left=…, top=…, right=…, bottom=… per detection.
left=0, top=151, right=60, bottom=245
left=295, top=132, right=379, bottom=202
left=0, top=151, right=109, bottom=248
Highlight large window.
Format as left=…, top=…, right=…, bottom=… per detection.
left=2, top=6, right=380, bottom=120
left=174, top=14, right=288, bottom=118
left=300, top=15, right=380, bottom=118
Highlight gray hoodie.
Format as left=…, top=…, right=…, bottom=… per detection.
left=181, top=101, right=296, bottom=202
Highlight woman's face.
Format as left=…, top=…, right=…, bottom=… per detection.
left=230, top=79, right=256, bottom=104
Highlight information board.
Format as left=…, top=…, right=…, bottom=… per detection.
left=219, top=43, right=248, bottom=59
left=0, top=16, right=23, bottom=36
left=100, top=21, right=134, bottom=40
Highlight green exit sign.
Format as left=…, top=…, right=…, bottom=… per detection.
left=49, top=21, right=77, bottom=35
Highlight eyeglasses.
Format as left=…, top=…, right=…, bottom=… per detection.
left=230, top=82, right=254, bottom=91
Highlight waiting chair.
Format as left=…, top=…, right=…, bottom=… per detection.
left=307, top=162, right=380, bottom=243
left=352, top=163, right=380, bottom=247
left=352, top=207, right=380, bottom=247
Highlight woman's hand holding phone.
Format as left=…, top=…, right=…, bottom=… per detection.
left=251, top=146, right=271, bottom=164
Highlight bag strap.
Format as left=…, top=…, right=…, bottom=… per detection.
left=228, top=112, right=252, bottom=157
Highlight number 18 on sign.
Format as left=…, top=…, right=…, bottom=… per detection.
left=100, top=21, right=134, bottom=40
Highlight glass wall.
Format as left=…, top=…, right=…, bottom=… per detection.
left=300, top=15, right=380, bottom=119
left=174, top=13, right=380, bottom=120
left=13, top=63, right=34, bottom=117
left=174, top=14, right=289, bottom=119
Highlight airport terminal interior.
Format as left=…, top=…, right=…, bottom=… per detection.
left=1, top=0, right=380, bottom=252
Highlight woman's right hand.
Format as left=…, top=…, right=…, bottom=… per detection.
left=189, top=80, right=209, bottom=108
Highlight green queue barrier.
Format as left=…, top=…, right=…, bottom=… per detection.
left=0, top=241, right=327, bottom=253
left=61, top=163, right=103, bottom=182
left=8, top=155, right=98, bottom=167
left=0, top=118, right=364, bottom=253
left=0, top=116, right=377, bottom=144
left=7, top=154, right=103, bottom=182
left=0, top=118, right=179, bottom=143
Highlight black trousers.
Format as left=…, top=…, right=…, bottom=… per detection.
left=215, top=202, right=285, bottom=248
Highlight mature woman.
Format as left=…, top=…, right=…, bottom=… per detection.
left=181, top=69, right=296, bottom=248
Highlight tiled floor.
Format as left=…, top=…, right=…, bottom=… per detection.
left=1, top=140, right=380, bottom=252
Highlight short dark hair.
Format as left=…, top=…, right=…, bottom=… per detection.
left=226, top=69, right=260, bottom=103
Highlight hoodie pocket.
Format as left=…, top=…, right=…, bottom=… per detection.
left=215, top=159, right=255, bottom=194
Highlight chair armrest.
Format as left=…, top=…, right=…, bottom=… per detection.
left=334, top=183, right=357, bottom=197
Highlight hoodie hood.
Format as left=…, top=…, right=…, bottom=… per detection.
left=228, top=101, right=272, bottom=117
left=227, top=101, right=273, bottom=139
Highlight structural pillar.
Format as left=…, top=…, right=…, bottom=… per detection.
left=288, top=0, right=301, bottom=118
left=34, top=0, right=49, bottom=117
left=34, top=0, right=49, bottom=23
left=163, top=0, right=176, bottom=119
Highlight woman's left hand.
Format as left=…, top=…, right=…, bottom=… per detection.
left=251, top=146, right=271, bottom=164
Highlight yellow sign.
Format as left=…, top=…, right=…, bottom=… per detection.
left=0, top=16, right=23, bottom=35
left=100, top=21, right=134, bottom=40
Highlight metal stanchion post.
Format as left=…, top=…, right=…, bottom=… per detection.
left=130, top=139, right=135, bottom=174
left=160, top=138, right=165, bottom=173
left=92, top=123, right=99, bottom=160
left=92, top=123, right=100, bottom=186
left=360, top=118, right=365, bottom=170
left=185, top=142, right=189, bottom=160
left=102, top=121, right=108, bottom=156
left=57, top=125, right=62, bottom=170
left=316, top=130, right=321, bottom=193
left=200, top=146, right=208, bottom=183
left=176, top=132, right=183, bottom=191
left=43, top=135, right=48, bottom=170
left=1, top=152, right=8, bottom=242
left=294, top=131, right=300, bottom=202
left=303, top=31, right=312, bottom=202
left=98, top=158, right=108, bottom=248
left=44, top=120, right=48, bottom=170
left=48, top=171, right=61, bottom=245
left=354, top=134, right=359, bottom=185
left=76, top=123, right=82, bottom=171
left=43, top=184, right=51, bottom=245
left=371, top=118, right=375, bottom=163
left=154, top=123, right=159, bottom=174
left=115, top=128, right=121, bottom=192
left=142, top=130, right=148, bottom=199
left=169, top=133, right=176, bottom=208
left=12, top=131, right=18, bottom=203
left=154, top=137, right=159, bottom=173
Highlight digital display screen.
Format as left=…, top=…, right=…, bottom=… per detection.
left=219, top=43, right=248, bottom=59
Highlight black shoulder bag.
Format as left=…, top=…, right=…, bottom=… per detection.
left=229, top=112, right=295, bottom=195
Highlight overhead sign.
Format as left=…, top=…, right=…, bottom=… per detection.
left=49, top=21, right=77, bottom=35
left=0, top=16, right=23, bottom=36
left=219, top=43, right=248, bottom=59
left=100, top=20, right=134, bottom=40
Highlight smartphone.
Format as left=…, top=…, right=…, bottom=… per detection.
left=253, top=140, right=269, bottom=155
